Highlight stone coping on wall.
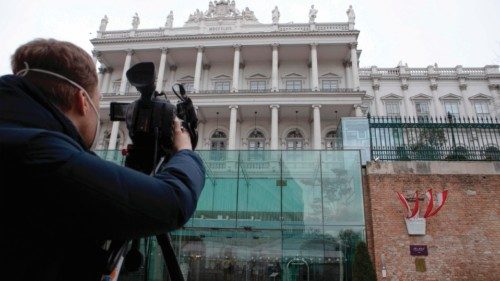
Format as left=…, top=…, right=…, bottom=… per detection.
left=366, top=161, right=500, bottom=175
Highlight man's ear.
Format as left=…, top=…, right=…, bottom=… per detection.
left=74, top=90, right=88, bottom=116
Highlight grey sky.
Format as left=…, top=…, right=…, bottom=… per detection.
left=1, top=0, right=499, bottom=75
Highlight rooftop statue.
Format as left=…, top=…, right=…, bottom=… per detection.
left=309, top=5, right=318, bottom=23
left=272, top=6, right=280, bottom=24
left=206, top=1, right=215, bottom=17
left=99, top=15, right=108, bottom=32
left=242, top=7, right=257, bottom=21
left=165, top=11, right=174, bottom=28
left=132, top=12, right=140, bottom=30
left=347, top=5, right=355, bottom=23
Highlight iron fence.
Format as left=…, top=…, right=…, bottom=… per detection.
left=367, top=114, right=500, bottom=161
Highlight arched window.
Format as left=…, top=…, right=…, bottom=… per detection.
left=210, top=130, right=227, bottom=150
left=248, top=130, right=265, bottom=150
left=286, top=129, right=304, bottom=150
left=325, top=130, right=338, bottom=150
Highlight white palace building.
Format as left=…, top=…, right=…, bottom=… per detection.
left=91, top=0, right=500, bottom=152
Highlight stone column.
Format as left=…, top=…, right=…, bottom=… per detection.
left=459, top=84, right=470, bottom=117
left=101, top=67, right=112, bottom=93
left=119, top=49, right=134, bottom=95
left=349, top=43, right=360, bottom=89
left=232, top=45, right=241, bottom=92
left=312, top=105, right=321, bottom=149
left=430, top=83, right=443, bottom=117
left=203, top=64, right=211, bottom=91
left=401, top=84, right=413, bottom=117
left=271, top=44, right=279, bottom=92
left=108, top=121, right=120, bottom=150
left=228, top=105, right=238, bottom=150
left=97, top=67, right=105, bottom=90
left=156, top=48, right=168, bottom=92
left=167, top=65, right=177, bottom=92
left=343, top=60, right=352, bottom=88
left=92, top=50, right=100, bottom=65
left=372, top=84, right=383, bottom=116
left=270, top=105, right=280, bottom=149
left=310, top=43, right=319, bottom=91
left=193, top=46, right=203, bottom=93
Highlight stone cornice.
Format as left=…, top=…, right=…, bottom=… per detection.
left=91, top=30, right=360, bottom=45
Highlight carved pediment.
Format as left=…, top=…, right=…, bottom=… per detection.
left=178, top=75, right=194, bottom=81
left=410, top=93, right=433, bottom=100
left=439, top=93, right=462, bottom=100
left=320, top=72, right=340, bottom=78
left=283, top=73, right=306, bottom=79
left=247, top=73, right=269, bottom=79
left=469, top=93, right=492, bottom=100
left=212, top=74, right=232, bottom=80
left=381, top=93, right=403, bottom=100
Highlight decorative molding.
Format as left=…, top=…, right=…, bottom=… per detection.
left=459, top=84, right=467, bottom=91
left=439, top=93, right=462, bottom=100
left=430, top=84, right=438, bottom=91
left=372, top=84, right=380, bottom=91
left=401, top=84, right=409, bottom=91
left=469, top=93, right=493, bottom=100
left=380, top=93, right=403, bottom=100
left=410, top=93, right=433, bottom=100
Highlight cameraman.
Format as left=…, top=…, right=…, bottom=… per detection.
left=0, top=39, right=205, bottom=281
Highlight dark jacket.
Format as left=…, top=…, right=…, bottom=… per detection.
left=0, top=75, right=205, bottom=281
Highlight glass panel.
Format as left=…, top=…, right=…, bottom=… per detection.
left=286, top=80, right=302, bottom=91
left=385, top=101, right=400, bottom=117
left=215, top=81, right=230, bottom=91
left=475, top=101, right=490, bottom=118
left=444, top=101, right=460, bottom=119
left=415, top=100, right=430, bottom=118
left=322, top=80, right=338, bottom=90
left=250, top=80, right=266, bottom=91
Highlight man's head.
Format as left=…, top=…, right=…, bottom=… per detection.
left=11, top=38, right=100, bottom=148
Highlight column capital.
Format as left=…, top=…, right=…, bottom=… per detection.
left=459, top=83, right=468, bottom=91
left=169, top=65, right=177, bottom=71
left=98, top=67, right=107, bottom=74
left=271, top=43, right=280, bottom=49
left=233, top=44, right=242, bottom=50
left=310, top=43, right=318, bottom=48
left=92, top=50, right=102, bottom=58
left=202, top=63, right=211, bottom=70
left=372, top=84, right=380, bottom=91
left=349, top=42, right=358, bottom=49
left=160, top=47, right=168, bottom=54
left=239, top=62, right=245, bottom=69
left=196, top=45, right=204, bottom=52
left=343, top=60, right=351, bottom=67
left=401, top=84, right=409, bottom=91
left=229, top=105, right=239, bottom=110
left=125, top=49, right=135, bottom=55
left=270, top=104, right=280, bottom=109
left=430, top=83, right=438, bottom=91
left=312, top=104, right=322, bottom=109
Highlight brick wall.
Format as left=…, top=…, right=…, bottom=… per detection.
left=364, top=162, right=500, bottom=281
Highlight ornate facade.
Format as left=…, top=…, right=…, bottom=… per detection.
left=91, top=1, right=500, bottom=152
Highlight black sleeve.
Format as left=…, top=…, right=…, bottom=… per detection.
left=22, top=131, right=205, bottom=240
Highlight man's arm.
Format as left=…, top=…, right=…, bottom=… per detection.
left=22, top=130, right=205, bottom=240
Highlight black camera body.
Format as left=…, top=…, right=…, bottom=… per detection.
left=110, top=62, right=198, bottom=173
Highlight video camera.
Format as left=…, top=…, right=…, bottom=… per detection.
left=110, top=62, right=198, bottom=173
left=107, top=62, right=199, bottom=281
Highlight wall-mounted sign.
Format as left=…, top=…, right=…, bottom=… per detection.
left=410, top=245, right=428, bottom=256
left=415, top=258, right=426, bottom=272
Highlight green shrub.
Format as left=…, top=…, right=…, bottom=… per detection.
left=352, top=241, right=376, bottom=281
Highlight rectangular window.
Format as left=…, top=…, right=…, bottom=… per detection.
left=285, top=80, right=302, bottom=91
left=321, top=80, right=338, bottom=91
left=444, top=101, right=460, bottom=119
left=385, top=101, right=400, bottom=117
left=474, top=101, right=490, bottom=118
left=415, top=100, right=430, bottom=119
left=249, top=81, right=266, bottom=92
left=214, top=81, right=230, bottom=92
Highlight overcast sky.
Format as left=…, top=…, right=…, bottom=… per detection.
left=1, top=0, right=499, bottom=75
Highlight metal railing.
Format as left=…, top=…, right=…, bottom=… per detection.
left=368, top=114, right=500, bottom=161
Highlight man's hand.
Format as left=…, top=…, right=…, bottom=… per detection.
left=173, top=117, right=192, bottom=152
